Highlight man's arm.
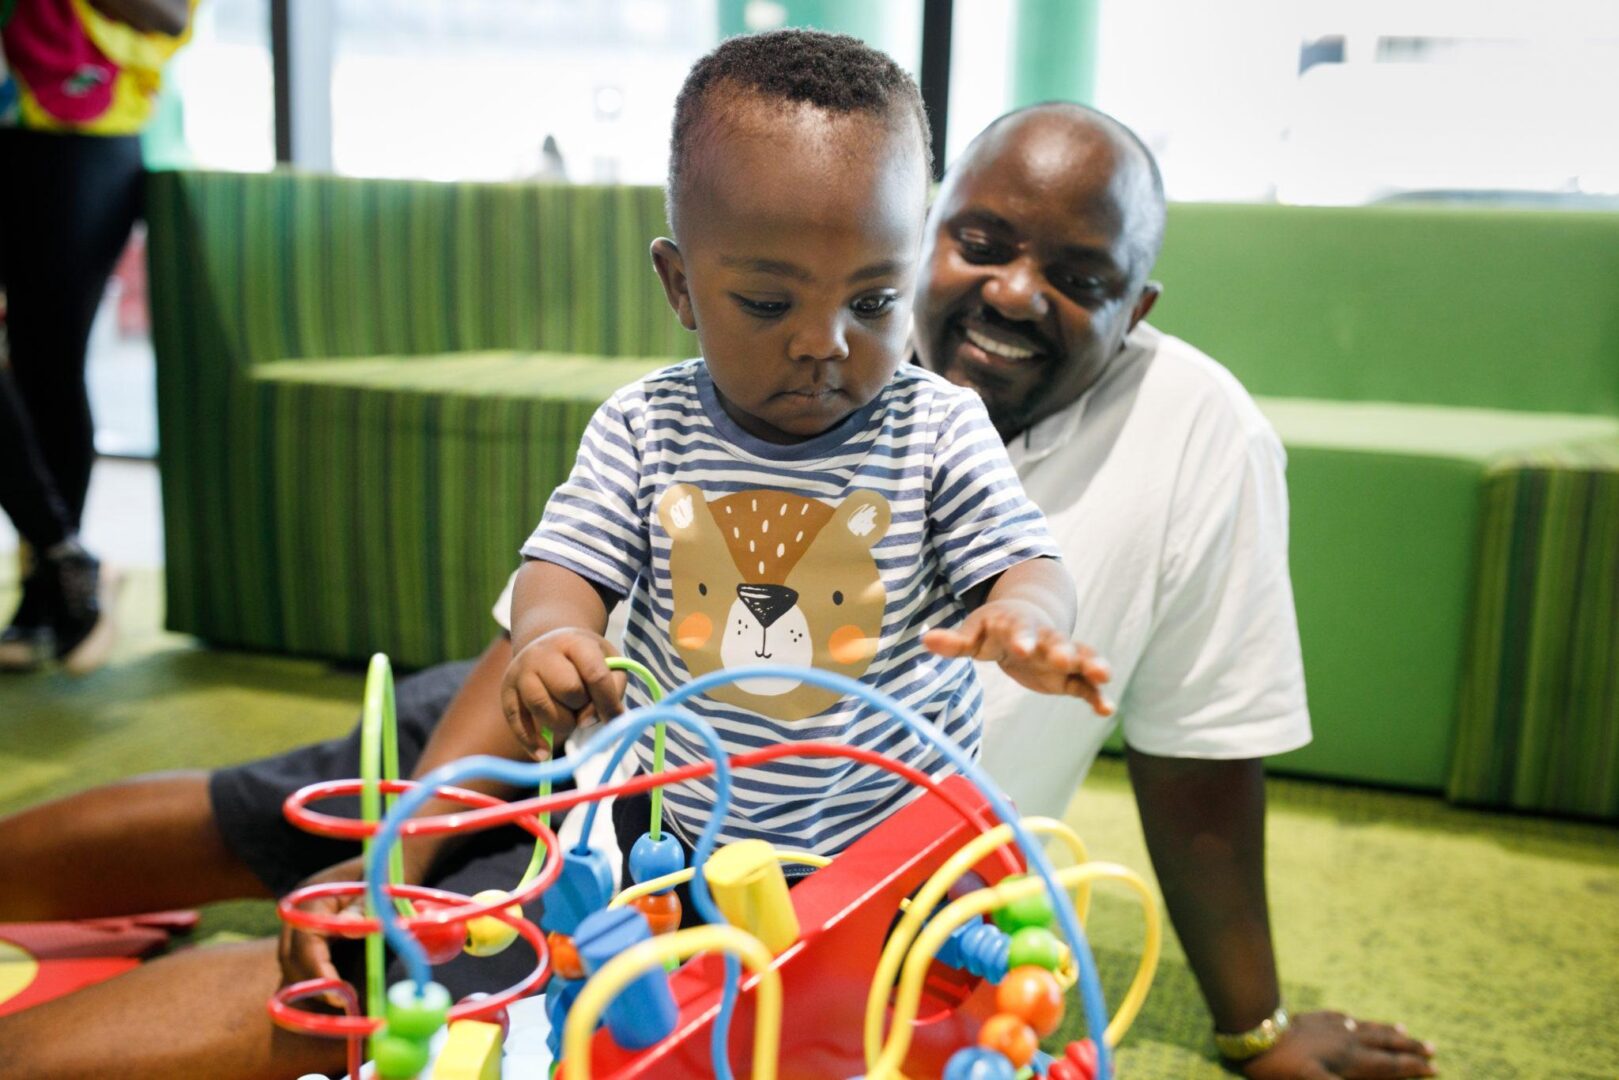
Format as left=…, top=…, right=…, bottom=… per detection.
left=1128, top=748, right=1436, bottom=1078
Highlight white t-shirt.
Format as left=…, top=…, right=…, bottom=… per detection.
left=975, top=322, right=1311, bottom=821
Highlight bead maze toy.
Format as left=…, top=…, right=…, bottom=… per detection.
left=270, top=656, right=1162, bottom=1079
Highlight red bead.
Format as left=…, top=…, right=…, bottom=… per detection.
left=1065, top=1038, right=1099, bottom=1079
left=412, top=916, right=466, bottom=965
left=630, top=890, right=683, bottom=935
left=977, top=1012, right=1038, bottom=1069
left=1047, top=1061, right=1084, bottom=1080
left=547, top=931, right=584, bottom=980
left=995, top=964, right=1065, bottom=1037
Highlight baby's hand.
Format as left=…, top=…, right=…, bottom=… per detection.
left=923, top=600, right=1114, bottom=716
left=500, top=629, right=627, bottom=757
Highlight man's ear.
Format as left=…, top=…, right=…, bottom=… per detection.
left=651, top=238, right=697, bottom=331
left=1129, top=281, right=1162, bottom=331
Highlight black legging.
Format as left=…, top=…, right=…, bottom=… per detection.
left=0, top=127, right=145, bottom=551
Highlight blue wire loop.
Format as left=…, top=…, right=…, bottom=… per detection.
left=362, top=663, right=1115, bottom=1079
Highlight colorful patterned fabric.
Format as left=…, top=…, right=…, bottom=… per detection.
left=0, top=0, right=194, bottom=134
left=1449, top=436, right=1619, bottom=820
left=146, top=171, right=693, bottom=667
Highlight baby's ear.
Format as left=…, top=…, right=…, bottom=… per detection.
left=657, top=483, right=708, bottom=539
left=828, top=489, right=891, bottom=551
left=650, top=238, right=697, bottom=331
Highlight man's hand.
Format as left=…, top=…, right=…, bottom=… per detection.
left=1240, top=1011, right=1437, bottom=1079
left=278, top=856, right=369, bottom=1005
left=500, top=628, right=626, bottom=756
left=923, top=598, right=1113, bottom=715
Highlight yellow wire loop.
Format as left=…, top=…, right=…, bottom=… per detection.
left=862, top=817, right=1091, bottom=1071
left=868, top=863, right=1161, bottom=1080
left=561, top=925, right=781, bottom=1080
left=608, top=850, right=830, bottom=910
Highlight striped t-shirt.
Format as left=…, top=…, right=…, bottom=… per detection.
left=521, top=359, right=1060, bottom=855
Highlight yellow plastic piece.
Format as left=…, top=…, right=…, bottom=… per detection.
left=432, top=1018, right=503, bottom=1080
left=562, top=925, right=781, bottom=1080
left=703, top=840, right=801, bottom=955
left=609, top=850, right=828, bottom=911
left=863, top=817, right=1091, bottom=1071
left=868, top=863, right=1161, bottom=1080
left=463, top=889, right=522, bottom=957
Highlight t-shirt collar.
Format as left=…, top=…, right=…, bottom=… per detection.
left=1010, top=323, right=1152, bottom=467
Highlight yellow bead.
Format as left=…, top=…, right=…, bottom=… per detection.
left=463, top=889, right=522, bottom=957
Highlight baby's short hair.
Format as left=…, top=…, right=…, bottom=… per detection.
left=667, top=28, right=931, bottom=234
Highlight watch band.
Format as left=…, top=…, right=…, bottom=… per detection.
left=1214, top=1005, right=1290, bottom=1062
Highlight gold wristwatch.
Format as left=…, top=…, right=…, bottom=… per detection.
left=1213, top=1005, right=1290, bottom=1062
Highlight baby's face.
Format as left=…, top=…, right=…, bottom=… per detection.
left=655, top=100, right=929, bottom=444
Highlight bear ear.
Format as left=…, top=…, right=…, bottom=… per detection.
left=657, top=483, right=709, bottom=538
left=829, top=489, right=891, bottom=550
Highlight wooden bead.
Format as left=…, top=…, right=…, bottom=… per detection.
left=977, top=1012, right=1038, bottom=1069
left=630, top=890, right=683, bottom=935
left=995, top=964, right=1065, bottom=1037
left=546, top=931, right=584, bottom=980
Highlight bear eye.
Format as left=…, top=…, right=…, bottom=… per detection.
left=833, top=590, right=844, bottom=605
left=698, top=582, right=708, bottom=596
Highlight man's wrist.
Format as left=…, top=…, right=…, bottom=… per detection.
left=1214, top=1005, right=1290, bottom=1063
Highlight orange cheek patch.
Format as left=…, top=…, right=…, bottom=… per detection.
left=675, top=612, right=713, bottom=650
left=828, top=624, right=876, bottom=666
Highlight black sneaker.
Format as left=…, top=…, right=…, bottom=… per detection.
left=0, top=565, right=54, bottom=672
left=48, top=548, right=120, bottom=676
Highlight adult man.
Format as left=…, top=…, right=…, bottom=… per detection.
left=917, top=103, right=1435, bottom=1079
left=0, top=106, right=1436, bottom=1080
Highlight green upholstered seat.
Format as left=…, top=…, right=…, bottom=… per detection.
left=1256, top=400, right=1619, bottom=791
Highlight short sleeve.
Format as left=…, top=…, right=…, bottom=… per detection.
left=1120, top=430, right=1312, bottom=758
left=929, top=393, right=1062, bottom=596
left=520, top=394, right=649, bottom=600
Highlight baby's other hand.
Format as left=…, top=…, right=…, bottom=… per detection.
left=923, top=600, right=1113, bottom=716
left=500, top=629, right=626, bottom=756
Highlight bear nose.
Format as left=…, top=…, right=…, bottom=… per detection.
left=737, top=583, right=798, bottom=629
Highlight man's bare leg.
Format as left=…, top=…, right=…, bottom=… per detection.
left=0, top=939, right=349, bottom=1080
left=0, top=772, right=270, bottom=920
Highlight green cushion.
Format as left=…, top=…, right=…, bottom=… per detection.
left=1104, top=398, right=1619, bottom=790
left=1153, top=204, right=1619, bottom=418
left=1450, top=436, right=1619, bottom=819
left=242, top=352, right=671, bottom=667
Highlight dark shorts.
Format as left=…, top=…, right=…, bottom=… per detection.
left=208, top=659, right=679, bottom=998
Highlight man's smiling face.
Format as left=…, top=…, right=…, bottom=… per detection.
left=915, top=107, right=1162, bottom=440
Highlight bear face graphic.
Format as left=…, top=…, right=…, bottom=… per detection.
left=656, top=484, right=891, bottom=721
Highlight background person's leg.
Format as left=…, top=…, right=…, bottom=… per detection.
left=0, top=128, right=144, bottom=671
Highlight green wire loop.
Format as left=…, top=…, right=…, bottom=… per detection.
left=360, top=653, right=411, bottom=1044
left=515, top=657, right=666, bottom=889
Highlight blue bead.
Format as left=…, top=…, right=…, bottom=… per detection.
left=538, top=846, right=614, bottom=937
left=628, top=831, right=685, bottom=893
left=943, top=1046, right=1017, bottom=1080
left=575, top=907, right=677, bottom=1050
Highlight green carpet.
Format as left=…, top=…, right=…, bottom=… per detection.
left=2, top=570, right=1616, bottom=1077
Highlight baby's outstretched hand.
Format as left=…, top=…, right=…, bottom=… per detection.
left=923, top=600, right=1114, bottom=716
left=500, top=628, right=627, bottom=757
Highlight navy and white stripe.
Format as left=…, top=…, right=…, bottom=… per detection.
left=522, top=359, right=1059, bottom=855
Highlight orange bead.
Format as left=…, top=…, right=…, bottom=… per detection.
left=547, top=931, right=584, bottom=980
left=977, top=1012, right=1038, bottom=1068
left=995, top=964, right=1065, bottom=1037
left=630, top=890, right=683, bottom=935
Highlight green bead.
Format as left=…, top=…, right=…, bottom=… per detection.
left=372, top=1029, right=431, bottom=1079
left=1006, top=925, right=1064, bottom=971
left=993, top=876, right=1055, bottom=934
left=385, top=980, right=451, bottom=1039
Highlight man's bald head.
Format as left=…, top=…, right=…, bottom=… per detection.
left=914, top=104, right=1167, bottom=438
left=958, top=103, right=1166, bottom=285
